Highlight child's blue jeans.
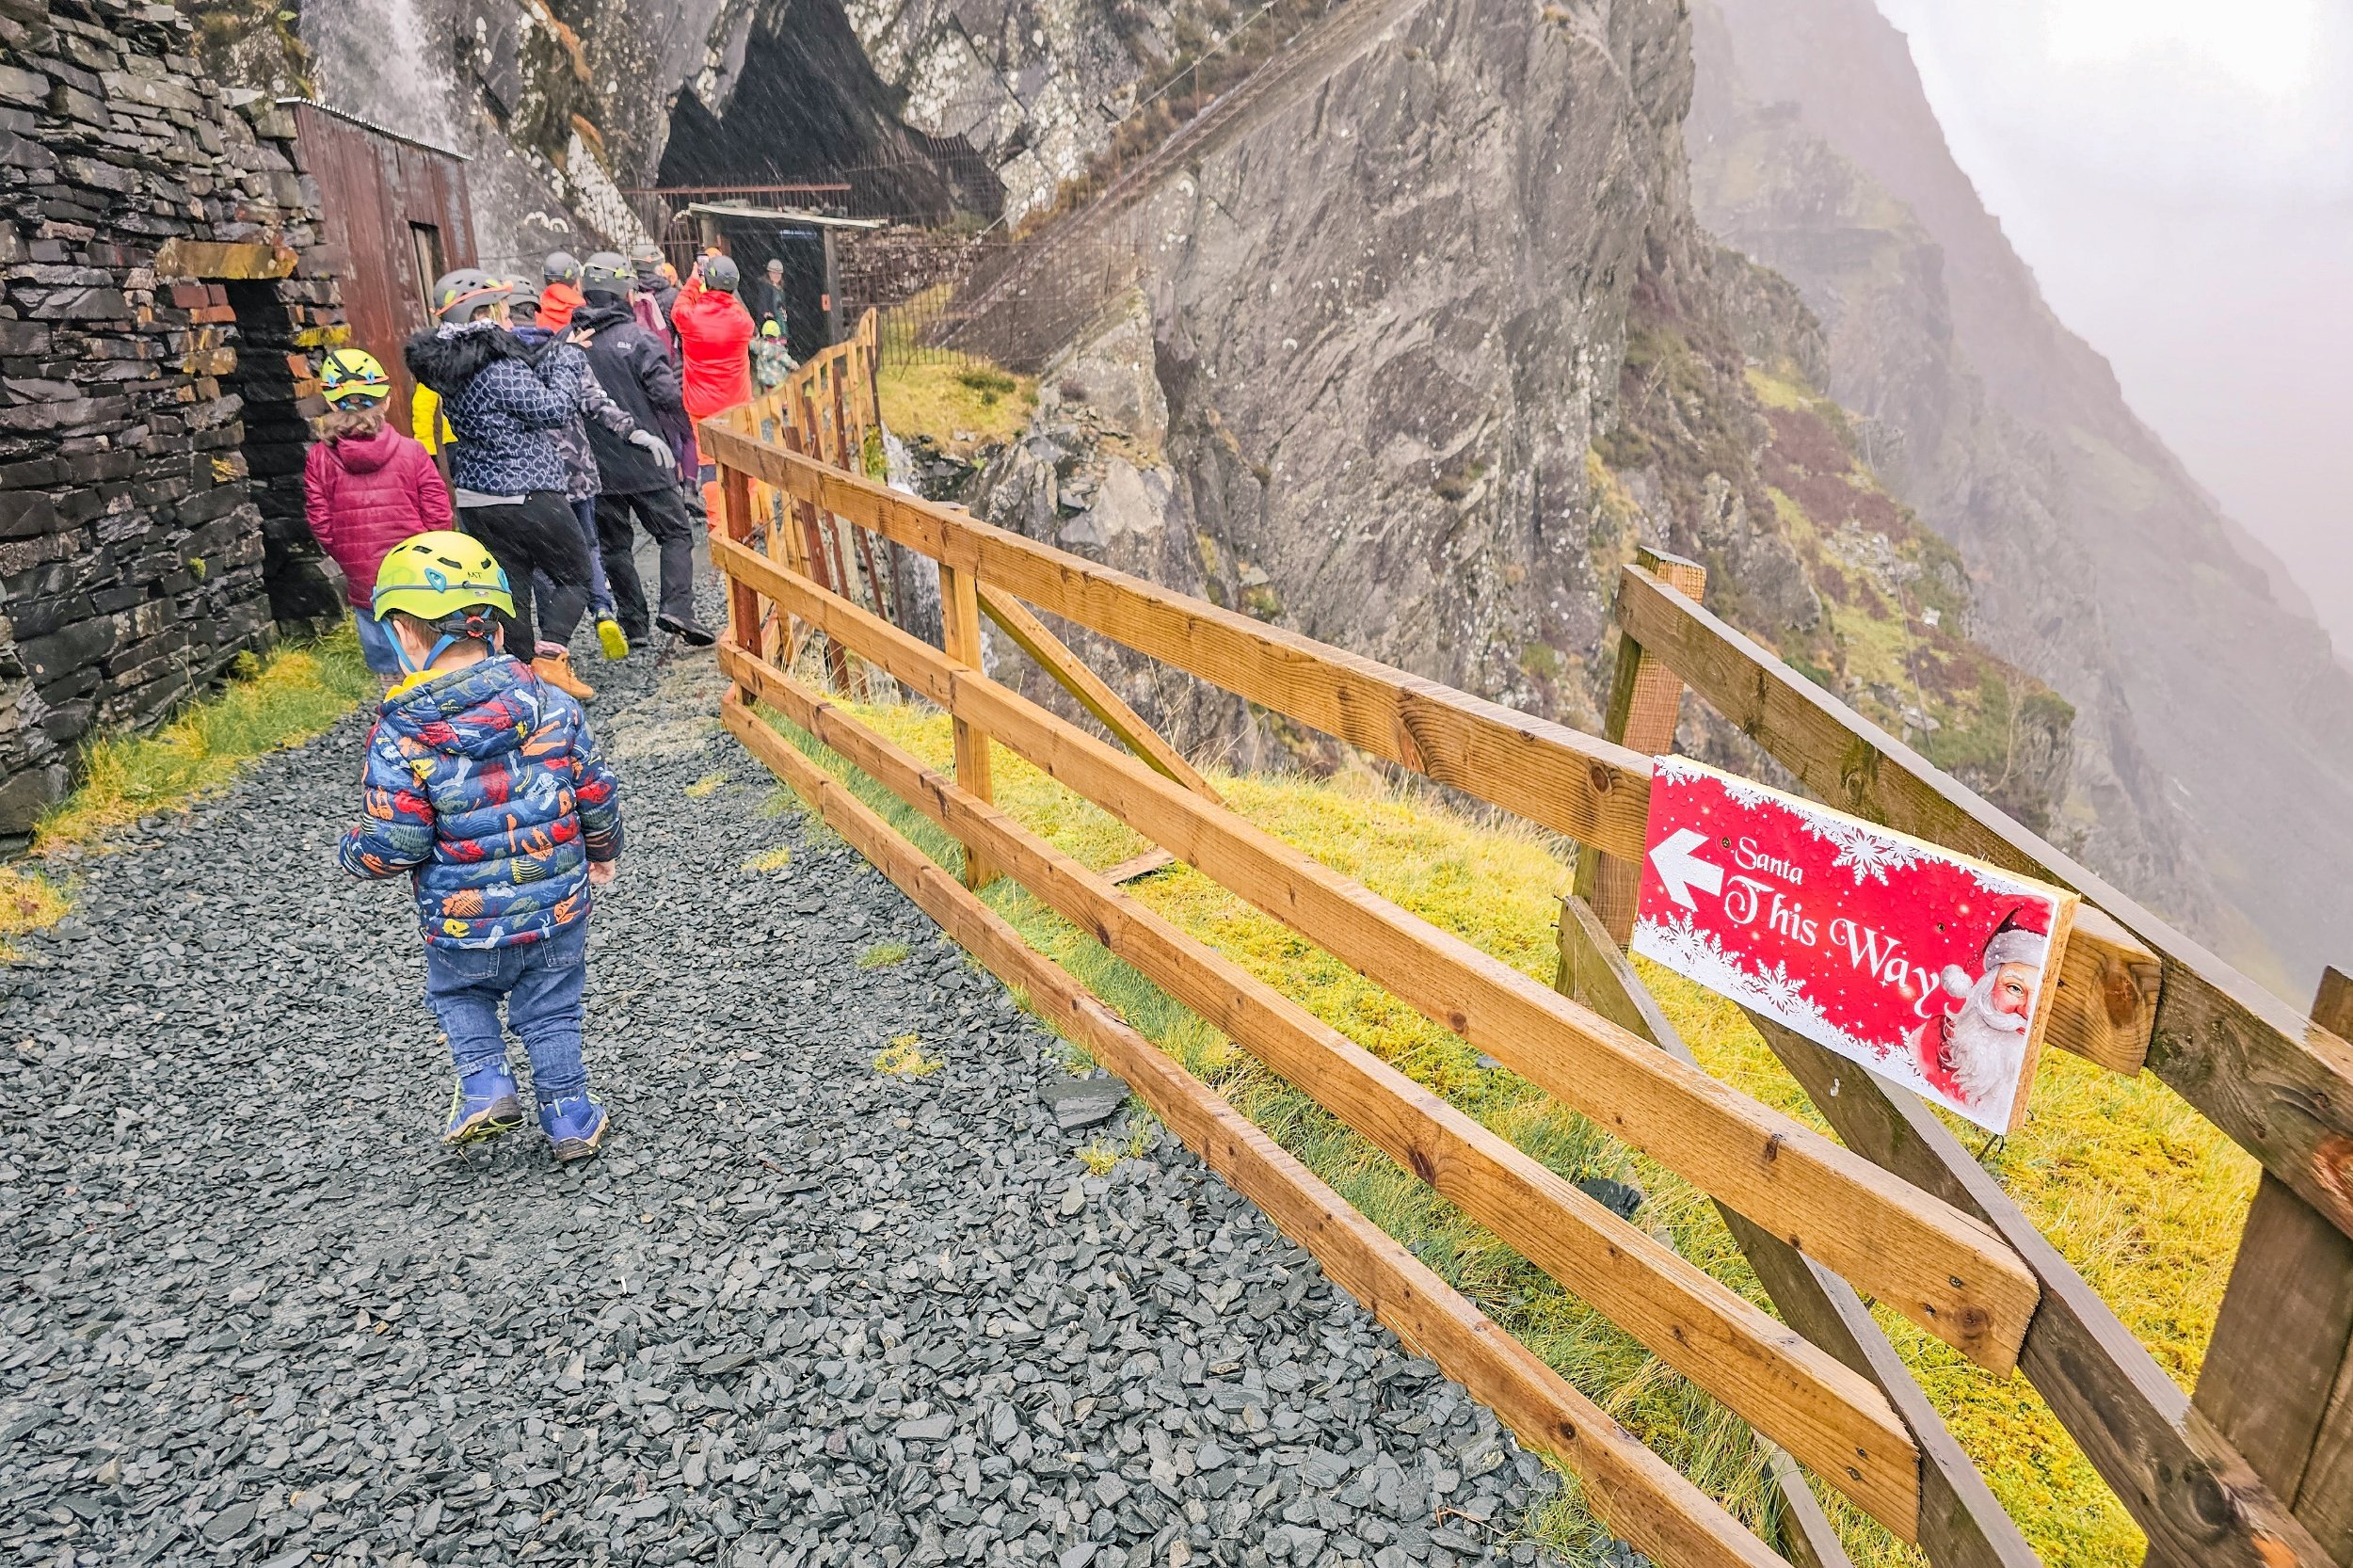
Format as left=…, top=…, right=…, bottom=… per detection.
left=424, top=918, right=590, bottom=1103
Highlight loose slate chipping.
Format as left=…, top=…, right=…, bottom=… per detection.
left=1041, top=1074, right=1131, bottom=1131
left=0, top=566, right=1591, bottom=1566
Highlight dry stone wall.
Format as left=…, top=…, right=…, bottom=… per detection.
left=0, top=0, right=345, bottom=841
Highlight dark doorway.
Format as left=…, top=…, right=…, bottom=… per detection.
left=711, top=218, right=833, bottom=360
left=654, top=0, right=998, bottom=225
left=409, top=223, right=445, bottom=318
left=222, top=280, right=343, bottom=628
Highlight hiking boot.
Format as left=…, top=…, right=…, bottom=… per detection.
left=657, top=613, right=717, bottom=648
left=532, top=651, right=596, bottom=702
left=443, top=1063, right=525, bottom=1144
left=594, top=616, right=629, bottom=662
left=538, top=1093, right=610, bottom=1161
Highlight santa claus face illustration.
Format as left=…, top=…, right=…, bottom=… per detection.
left=1913, top=906, right=2048, bottom=1112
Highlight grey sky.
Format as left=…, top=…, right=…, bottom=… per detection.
left=1873, top=0, right=2353, bottom=657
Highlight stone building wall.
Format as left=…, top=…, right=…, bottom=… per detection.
left=0, top=0, right=345, bottom=841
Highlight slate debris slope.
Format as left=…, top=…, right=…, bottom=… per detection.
left=0, top=585, right=1588, bottom=1566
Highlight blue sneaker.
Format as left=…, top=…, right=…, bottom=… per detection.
left=538, top=1094, right=610, bottom=1160
left=443, top=1063, right=525, bottom=1144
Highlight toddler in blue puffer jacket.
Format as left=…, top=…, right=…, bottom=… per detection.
left=339, top=532, right=624, bottom=1160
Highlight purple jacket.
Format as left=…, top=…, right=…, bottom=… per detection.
left=303, top=426, right=453, bottom=608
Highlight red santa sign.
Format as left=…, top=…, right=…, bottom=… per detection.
left=1630, top=758, right=2078, bottom=1133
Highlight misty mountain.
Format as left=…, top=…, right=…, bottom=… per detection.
left=1687, top=0, right=2353, bottom=996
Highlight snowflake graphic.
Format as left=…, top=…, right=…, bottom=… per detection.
left=1751, top=958, right=1810, bottom=1017
left=1654, top=755, right=1778, bottom=810
left=1630, top=914, right=1881, bottom=1063
left=1801, top=816, right=1927, bottom=886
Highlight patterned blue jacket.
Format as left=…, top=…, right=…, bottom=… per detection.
left=403, top=323, right=584, bottom=497
left=339, top=656, right=623, bottom=949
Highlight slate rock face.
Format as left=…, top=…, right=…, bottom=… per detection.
left=0, top=0, right=347, bottom=840
left=963, top=0, right=1766, bottom=769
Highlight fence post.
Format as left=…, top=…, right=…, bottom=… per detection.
left=1573, top=546, right=1705, bottom=946
left=2177, top=965, right=2353, bottom=1563
left=937, top=560, right=1000, bottom=890
left=720, top=459, right=759, bottom=699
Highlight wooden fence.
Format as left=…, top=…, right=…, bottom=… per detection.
left=696, top=403, right=2353, bottom=1568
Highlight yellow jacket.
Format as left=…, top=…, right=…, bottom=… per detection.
left=410, top=385, right=456, bottom=453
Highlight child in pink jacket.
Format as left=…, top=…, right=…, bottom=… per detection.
left=303, top=348, right=453, bottom=680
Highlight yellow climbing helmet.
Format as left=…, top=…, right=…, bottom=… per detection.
left=371, top=531, right=515, bottom=623
left=321, top=347, right=391, bottom=406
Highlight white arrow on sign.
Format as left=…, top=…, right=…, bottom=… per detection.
left=1648, top=826, right=1723, bottom=910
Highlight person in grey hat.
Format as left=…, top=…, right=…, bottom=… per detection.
left=540, top=250, right=586, bottom=330
left=746, top=256, right=791, bottom=338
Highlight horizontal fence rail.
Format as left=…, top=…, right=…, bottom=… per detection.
left=700, top=398, right=2353, bottom=1568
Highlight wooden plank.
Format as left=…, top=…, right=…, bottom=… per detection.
left=1767, top=1447, right=1858, bottom=1568
left=699, top=428, right=2134, bottom=1082
left=1576, top=547, right=1705, bottom=945
left=700, top=424, right=1656, bottom=857
left=711, top=536, right=2041, bottom=1371
left=723, top=645, right=1923, bottom=1535
left=1104, top=846, right=1177, bottom=885
left=779, top=423, right=850, bottom=690
left=937, top=558, right=999, bottom=890
left=976, top=583, right=1223, bottom=801
left=716, top=694, right=1795, bottom=1568
left=1746, top=1009, right=2335, bottom=1568
left=2301, top=1349, right=2353, bottom=1560
left=718, top=461, right=760, bottom=703
left=153, top=237, right=297, bottom=280
left=2188, top=969, right=2353, bottom=1564
left=1559, top=895, right=2043, bottom=1568
left=1615, top=565, right=2353, bottom=1248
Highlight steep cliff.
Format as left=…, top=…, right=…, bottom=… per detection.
left=956, top=0, right=2073, bottom=836
left=1686, top=0, right=2353, bottom=990
left=284, top=0, right=1258, bottom=273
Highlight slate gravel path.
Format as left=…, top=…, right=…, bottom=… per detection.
left=0, top=577, right=1574, bottom=1568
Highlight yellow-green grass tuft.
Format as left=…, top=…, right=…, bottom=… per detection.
left=741, top=844, right=794, bottom=874
left=877, top=357, right=1038, bottom=457
left=685, top=771, right=728, bottom=799
left=873, top=1033, right=943, bottom=1078
left=757, top=694, right=2250, bottom=1567
left=857, top=939, right=912, bottom=968
left=37, top=626, right=376, bottom=853
left=0, top=867, right=72, bottom=961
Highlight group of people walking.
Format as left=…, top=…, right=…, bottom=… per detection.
left=311, top=239, right=783, bottom=1164
left=302, top=243, right=778, bottom=703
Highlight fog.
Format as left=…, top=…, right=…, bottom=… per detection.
left=1873, top=0, right=2353, bottom=658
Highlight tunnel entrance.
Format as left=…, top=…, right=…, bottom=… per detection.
left=222, top=280, right=344, bottom=632
left=654, top=0, right=1000, bottom=227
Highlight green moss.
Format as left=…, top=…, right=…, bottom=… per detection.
left=39, top=627, right=375, bottom=851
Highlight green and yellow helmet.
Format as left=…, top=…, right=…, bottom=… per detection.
left=372, top=531, right=515, bottom=625
left=321, top=347, right=391, bottom=406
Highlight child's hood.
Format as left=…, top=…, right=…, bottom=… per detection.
left=378, top=655, right=549, bottom=760
left=330, top=424, right=405, bottom=474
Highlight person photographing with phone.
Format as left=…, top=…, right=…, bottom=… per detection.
left=668, top=250, right=757, bottom=524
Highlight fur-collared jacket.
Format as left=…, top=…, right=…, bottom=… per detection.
left=403, top=323, right=583, bottom=497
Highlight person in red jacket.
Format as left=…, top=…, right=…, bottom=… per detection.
left=669, top=252, right=757, bottom=522
left=303, top=348, right=454, bottom=684
left=537, top=250, right=585, bottom=331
